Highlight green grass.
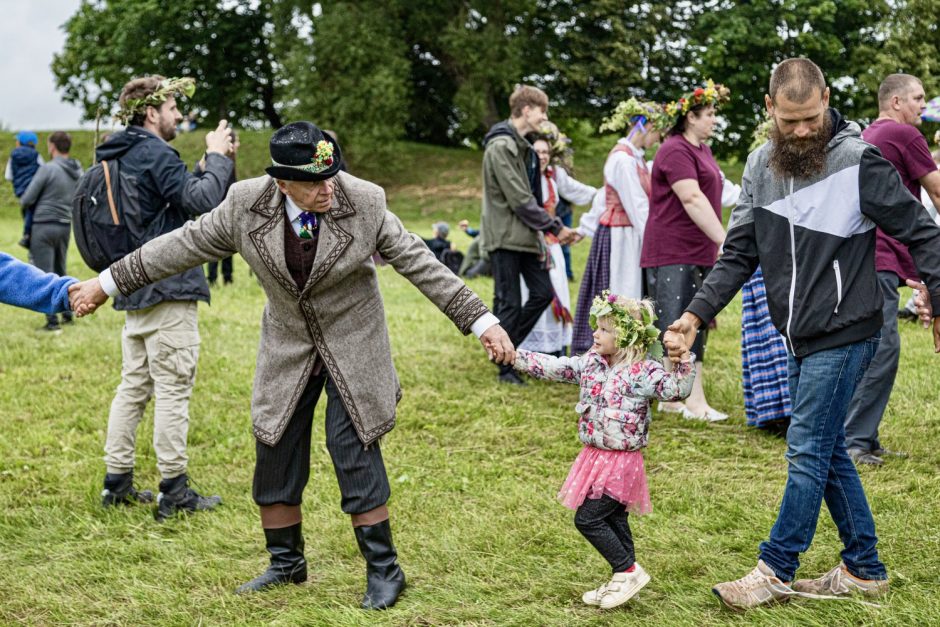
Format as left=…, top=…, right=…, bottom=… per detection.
left=0, top=133, right=937, bottom=625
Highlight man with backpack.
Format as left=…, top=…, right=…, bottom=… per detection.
left=95, top=75, right=234, bottom=520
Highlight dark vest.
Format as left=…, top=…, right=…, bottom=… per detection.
left=283, top=212, right=323, bottom=376
left=283, top=211, right=319, bottom=289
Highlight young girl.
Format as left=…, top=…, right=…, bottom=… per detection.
left=514, top=291, right=695, bottom=609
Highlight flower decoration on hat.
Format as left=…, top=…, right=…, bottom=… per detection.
left=116, top=77, right=196, bottom=125
left=600, top=98, right=672, bottom=135
left=536, top=122, right=575, bottom=170
left=588, top=290, right=663, bottom=359
left=664, top=79, right=731, bottom=120
left=271, top=139, right=336, bottom=174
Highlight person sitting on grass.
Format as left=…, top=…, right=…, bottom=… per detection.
left=513, top=292, right=695, bottom=610
left=0, top=251, right=76, bottom=315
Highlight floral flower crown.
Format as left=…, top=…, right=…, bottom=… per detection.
left=535, top=123, right=574, bottom=170
left=664, top=80, right=731, bottom=120
left=116, top=77, right=196, bottom=125
left=271, top=139, right=336, bottom=174
left=599, top=98, right=672, bottom=135
left=589, top=291, right=663, bottom=359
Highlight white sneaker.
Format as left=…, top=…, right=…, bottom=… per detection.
left=599, top=563, right=650, bottom=609
left=582, top=582, right=608, bottom=606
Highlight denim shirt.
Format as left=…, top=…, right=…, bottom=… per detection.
left=515, top=349, right=695, bottom=451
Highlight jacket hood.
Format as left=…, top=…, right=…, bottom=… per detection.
left=827, top=107, right=857, bottom=150
left=53, top=157, right=83, bottom=180
left=483, top=120, right=517, bottom=147
left=95, top=126, right=171, bottom=162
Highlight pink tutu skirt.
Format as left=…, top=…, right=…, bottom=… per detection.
left=558, top=446, right=651, bottom=514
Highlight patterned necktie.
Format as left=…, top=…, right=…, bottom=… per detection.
left=299, top=211, right=319, bottom=239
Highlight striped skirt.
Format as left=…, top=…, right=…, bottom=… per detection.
left=741, top=267, right=791, bottom=428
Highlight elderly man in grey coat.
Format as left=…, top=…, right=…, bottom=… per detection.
left=69, top=121, right=514, bottom=610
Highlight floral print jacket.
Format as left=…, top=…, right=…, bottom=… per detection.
left=515, top=349, right=696, bottom=451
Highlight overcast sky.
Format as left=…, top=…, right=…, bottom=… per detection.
left=0, top=0, right=90, bottom=131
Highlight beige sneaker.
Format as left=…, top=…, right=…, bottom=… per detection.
left=598, top=563, right=650, bottom=609
left=792, top=563, right=888, bottom=598
left=712, top=560, right=794, bottom=611
left=582, top=582, right=608, bottom=606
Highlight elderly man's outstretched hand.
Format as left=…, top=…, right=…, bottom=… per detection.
left=68, top=278, right=110, bottom=317
left=480, top=324, right=515, bottom=365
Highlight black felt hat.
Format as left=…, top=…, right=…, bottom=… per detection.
left=265, top=121, right=342, bottom=181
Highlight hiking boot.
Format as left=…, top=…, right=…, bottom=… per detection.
left=155, top=474, right=221, bottom=521
left=848, top=448, right=883, bottom=466
left=61, top=312, right=74, bottom=324
left=235, top=523, right=307, bottom=594
left=42, top=320, right=61, bottom=332
left=18, top=235, right=30, bottom=249
left=792, top=563, right=888, bottom=598
left=354, top=519, right=406, bottom=610
left=101, top=472, right=154, bottom=507
left=712, top=560, right=794, bottom=611
left=599, top=563, right=650, bottom=609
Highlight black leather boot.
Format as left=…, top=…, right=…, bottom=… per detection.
left=101, top=471, right=153, bottom=507
left=354, top=519, right=406, bottom=610
left=235, top=523, right=307, bottom=594
left=155, top=474, right=221, bottom=521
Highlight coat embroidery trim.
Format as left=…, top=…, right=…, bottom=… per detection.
left=249, top=206, right=301, bottom=298
left=112, top=248, right=152, bottom=295
left=445, top=285, right=490, bottom=335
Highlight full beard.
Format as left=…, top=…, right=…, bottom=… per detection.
left=767, top=113, right=833, bottom=180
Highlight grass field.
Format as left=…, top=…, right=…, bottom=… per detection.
left=0, top=132, right=937, bottom=625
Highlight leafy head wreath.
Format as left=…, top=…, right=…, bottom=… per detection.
left=534, top=122, right=575, bottom=171
left=664, top=79, right=731, bottom=121
left=116, top=77, right=196, bottom=125
left=600, top=98, right=672, bottom=142
left=589, top=290, right=663, bottom=359
left=749, top=115, right=774, bottom=152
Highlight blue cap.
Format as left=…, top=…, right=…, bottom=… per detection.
left=16, top=131, right=38, bottom=146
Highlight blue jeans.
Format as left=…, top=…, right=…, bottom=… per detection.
left=758, top=335, right=887, bottom=581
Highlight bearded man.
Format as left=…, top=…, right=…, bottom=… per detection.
left=69, top=121, right=514, bottom=610
left=664, top=58, right=940, bottom=610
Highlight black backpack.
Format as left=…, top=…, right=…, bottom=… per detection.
left=72, top=159, right=143, bottom=271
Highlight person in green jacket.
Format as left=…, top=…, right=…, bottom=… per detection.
left=480, top=85, right=576, bottom=384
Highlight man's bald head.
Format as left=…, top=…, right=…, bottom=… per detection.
left=769, top=58, right=827, bottom=104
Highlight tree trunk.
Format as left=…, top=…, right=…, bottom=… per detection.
left=260, top=81, right=282, bottom=128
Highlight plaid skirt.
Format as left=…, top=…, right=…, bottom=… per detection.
left=571, top=225, right=612, bottom=354
left=741, top=267, right=791, bottom=427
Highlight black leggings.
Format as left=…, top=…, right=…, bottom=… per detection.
left=574, top=495, right=635, bottom=573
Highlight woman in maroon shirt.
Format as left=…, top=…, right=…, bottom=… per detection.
left=642, top=81, right=730, bottom=422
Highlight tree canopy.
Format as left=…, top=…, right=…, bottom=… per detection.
left=53, top=0, right=939, bottom=156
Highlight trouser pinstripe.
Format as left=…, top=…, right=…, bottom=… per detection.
left=252, top=372, right=391, bottom=514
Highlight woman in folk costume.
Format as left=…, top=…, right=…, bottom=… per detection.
left=571, top=99, right=671, bottom=355
left=740, top=118, right=791, bottom=429
left=519, top=130, right=597, bottom=355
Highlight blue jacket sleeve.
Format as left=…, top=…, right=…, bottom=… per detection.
left=0, top=252, right=77, bottom=314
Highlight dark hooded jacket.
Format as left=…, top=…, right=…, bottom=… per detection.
left=9, top=145, right=42, bottom=197
left=687, top=108, right=940, bottom=357
left=95, top=126, right=234, bottom=310
left=20, top=156, right=83, bottom=223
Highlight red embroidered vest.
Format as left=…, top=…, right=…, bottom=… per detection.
left=600, top=143, right=650, bottom=227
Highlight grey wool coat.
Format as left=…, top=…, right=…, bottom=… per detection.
left=109, top=172, right=490, bottom=446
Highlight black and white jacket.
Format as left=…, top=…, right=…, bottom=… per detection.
left=686, top=109, right=940, bottom=357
